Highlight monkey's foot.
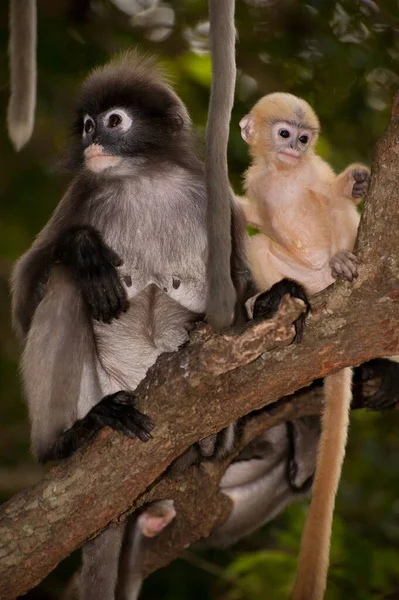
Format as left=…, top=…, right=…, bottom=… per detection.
left=198, top=434, right=218, bottom=457
left=286, top=422, right=315, bottom=493
left=137, top=500, right=176, bottom=538
left=54, top=225, right=129, bottom=323
left=38, top=392, right=153, bottom=462
left=361, top=359, right=399, bottom=410
left=89, top=391, right=154, bottom=442
left=252, top=278, right=311, bottom=343
left=352, top=169, right=370, bottom=199
left=330, top=250, right=358, bottom=281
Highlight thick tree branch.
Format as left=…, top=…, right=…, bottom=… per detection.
left=0, top=94, right=398, bottom=599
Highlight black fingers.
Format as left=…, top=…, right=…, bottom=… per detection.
left=330, top=250, right=358, bottom=282
left=81, top=261, right=129, bottom=323
left=53, top=225, right=129, bottom=323
left=352, top=169, right=369, bottom=183
left=252, top=278, right=311, bottom=343
left=38, top=392, right=153, bottom=463
left=198, top=434, right=218, bottom=457
left=89, top=391, right=154, bottom=442
left=352, top=169, right=370, bottom=199
left=361, top=359, right=399, bottom=411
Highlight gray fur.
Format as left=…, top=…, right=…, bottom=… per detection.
left=8, top=0, right=37, bottom=150
left=120, top=417, right=321, bottom=600
left=13, top=168, right=208, bottom=600
left=81, top=525, right=125, bottom=600
left=205, top=0, right=238, bottom=330
left=208, top=417, right=320, bottom=547
left=11, top=49, right=253, bottom=600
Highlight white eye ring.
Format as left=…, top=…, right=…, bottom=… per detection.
left=103, top=108, right=133, bottom=132
left=83, top=115, right=95, bottom=136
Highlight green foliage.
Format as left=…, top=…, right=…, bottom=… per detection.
left=0, top=1, right=398, bottom=598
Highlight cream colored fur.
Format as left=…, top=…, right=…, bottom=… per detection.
left=239, top=93, right=369, bottom=600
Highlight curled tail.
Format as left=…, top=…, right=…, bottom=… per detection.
left=292, top=367, right=352, bottom=600
left=205, top=0, right=237, bottom=330
left=8, top=0, right=37, bottom=150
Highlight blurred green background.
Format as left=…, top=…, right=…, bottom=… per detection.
left=0, top=0, right=398, bottom=598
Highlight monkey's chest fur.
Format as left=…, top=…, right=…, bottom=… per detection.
left=85, top=168, right=208, bottom=393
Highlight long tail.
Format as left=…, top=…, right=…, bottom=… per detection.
left=7, top=0, right=37, bottom=150
left=205, top=0, right=237, bottom=330
left=292, top=367, right=352, bottom=600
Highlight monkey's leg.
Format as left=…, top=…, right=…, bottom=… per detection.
left=248, top=234, right=320, bottom=296
left=247, top=233, right=285, bottom=291
left=198, top=423, right=237, bottom=459
left=117, top=501, right=176, bottom=600
left=41, top=391, right=154, bottom=462
left=23, top=268, right=152, bottom=463
left=81, top=524, right=126, bottom=600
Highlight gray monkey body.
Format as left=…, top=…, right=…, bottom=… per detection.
left=11, top=53, right=222, bottom=600
left=14, top=164, right=207, bottom=459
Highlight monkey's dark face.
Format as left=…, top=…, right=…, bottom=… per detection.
left=271, top=121, right=315, bottom=165
left=73, top=80, right=188, bottom=175
left=81, top=107, right=134, bottom=173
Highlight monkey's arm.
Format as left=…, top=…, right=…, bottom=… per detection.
left=329, top=166, right=369, bottom=282
left=12, top=224, right=127, bottom=337
left=11, top=243, right=54, bottom=340
left=333, top=164, right=370, bottom=203
left=237, top=195, right=264, bottom=229
left=53, top=225, right=129, bottom=323
left=11, top=183, right=100, bottom=338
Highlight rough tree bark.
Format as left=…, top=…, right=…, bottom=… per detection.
left=0, top=95, right=398, bottom=599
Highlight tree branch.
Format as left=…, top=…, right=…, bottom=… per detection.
left=0, top=95, right=398, bottom=599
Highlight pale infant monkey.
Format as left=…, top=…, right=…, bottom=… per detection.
left=239, top=92, right=369, bottom=295
left=238, top=92, right=369, bottom=600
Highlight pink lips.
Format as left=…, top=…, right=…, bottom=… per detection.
left=280, top=148, right=300, bottom=158
left=84, top=144, right=111, bottom=160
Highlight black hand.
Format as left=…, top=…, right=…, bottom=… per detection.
left=352, top=169, right=369, bottom=199
left=89, top=392, right=154, bottom=441
left=361, top=359, right=399, bottom=411
left=54, top=225, right=129, bottom=322
left=252, top=278, right=311, bottom=343
left=40, top=391, right=154, bottom=463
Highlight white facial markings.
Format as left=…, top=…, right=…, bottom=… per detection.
left=103, top=108, right=133, bottom=133
left=271, top=121, right=313, bottom=164
left=83, top=114, right=95, bottom=138
left=84, top=143, right=122, bottom=173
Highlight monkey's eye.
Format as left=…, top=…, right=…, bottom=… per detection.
left=107, top=114, right=122, bottom=128
left=299, top=135, right=309, bottom=144
left=83, top=117, right=95, bottom=135
left=103, top=109, right=133, bottom=132
left=279, top=129, right=290, bottom=138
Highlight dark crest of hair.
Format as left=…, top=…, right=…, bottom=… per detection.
left=62, top=50, right=198, bottom=172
